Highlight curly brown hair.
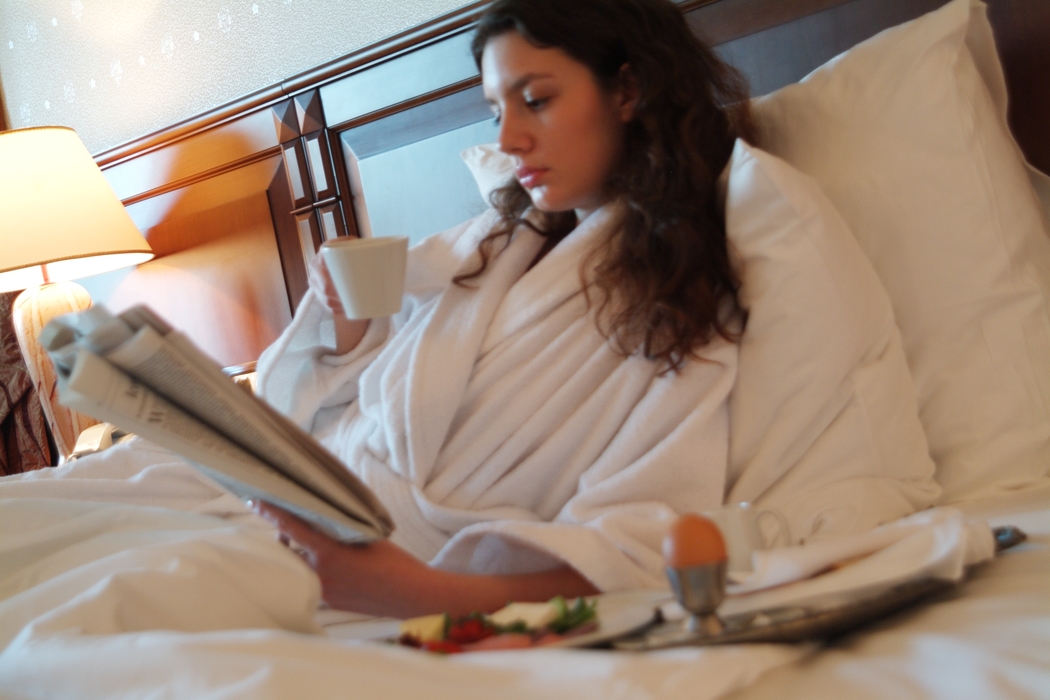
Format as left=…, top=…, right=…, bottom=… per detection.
left=462, top=0, right=754, bottom=372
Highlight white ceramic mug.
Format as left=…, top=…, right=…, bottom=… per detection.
left=701, top=502, right=790, bottom=574
left=320, top=236, right=408, bottom=320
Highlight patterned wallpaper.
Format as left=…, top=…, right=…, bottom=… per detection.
left=0, top=0, right=471, bottom=155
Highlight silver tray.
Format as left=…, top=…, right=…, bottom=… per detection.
left=613, top=577, right=952, bottom=650
left=612, top=525, right=1027, bottom=651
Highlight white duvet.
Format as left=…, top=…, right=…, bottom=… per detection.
left=2, top=443, right=1047, bottom=700
left=0, top=442, right=807, bottom=700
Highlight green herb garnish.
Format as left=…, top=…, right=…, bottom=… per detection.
left=546, top=595, right=598, bottom=633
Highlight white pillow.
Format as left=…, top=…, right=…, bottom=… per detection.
left=753, top=0, right=1050, bottom=502
left=722, top=141, right=939, bottom=540
left=461, top=140, right=940, bottom=541
left=461, top=144, right=515, bottom=205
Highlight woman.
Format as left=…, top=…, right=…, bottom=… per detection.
left=255, top=0, right=753, bottom=619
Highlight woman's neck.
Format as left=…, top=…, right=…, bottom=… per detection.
left=526, top=208, right=582, bottom=271
left=528, top=228, right=570, bottom=271
left=575, top=207, right=597, bottom=223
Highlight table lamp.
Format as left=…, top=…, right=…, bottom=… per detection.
left=0, top=126, right=154, bottom=460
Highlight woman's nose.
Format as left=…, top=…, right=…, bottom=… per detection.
left=497, top=111, right=531, bottom=155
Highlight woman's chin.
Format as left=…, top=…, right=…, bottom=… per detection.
left=528, top=189, right=577, bottom=215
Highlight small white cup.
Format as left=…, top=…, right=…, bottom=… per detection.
left=320, top=236, right=408, bottom=320
left=701, top=502, right=790, bottom=575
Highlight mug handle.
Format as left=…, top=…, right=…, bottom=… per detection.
left=756, top=509, right=791, bottom=548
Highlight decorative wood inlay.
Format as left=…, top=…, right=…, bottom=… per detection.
left=317, top=203, right=346, bottom=242
left=273, top=94, right=351, bottom=281
left=291, top=196, right=339, bottom=216
left=331, top=138, right=360, bottom=241
left=304, top=131, right=338, bottom=201
left=294, top=90, right=326, bottom=135
left=271, top=100, right=301, bottom=144
left=296, top=212, right=322, bottom=265
left=281, top=140, right=312, bottom=209
left=267, top=159, right=309, bottom=311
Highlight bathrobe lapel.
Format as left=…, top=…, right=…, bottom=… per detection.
left=402, top=225, right=544, bottom=482
left=399, top=204, right=620, bottom=486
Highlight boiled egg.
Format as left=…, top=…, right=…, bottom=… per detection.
left=662, top=513, right=727, bottom=568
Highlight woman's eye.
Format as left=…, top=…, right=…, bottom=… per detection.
left=525, top=97, right=549, bottom=111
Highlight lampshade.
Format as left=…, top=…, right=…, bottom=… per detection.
left=0, top=126, right=153, bottom=292
left=0, top=125, right=154, bottom=463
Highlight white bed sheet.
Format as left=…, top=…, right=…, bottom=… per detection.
left=0, top=441, right=1047, bottom=700
left=727, top=484, right=1050, bottom=700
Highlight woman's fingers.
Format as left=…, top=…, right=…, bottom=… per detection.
left=252, top=501, right=328, bottom=564
left=308, top=251, right=372, bottom=355
left=252, top=500, right=430, bottom=615
left=307, top=254, right=345, bottom=316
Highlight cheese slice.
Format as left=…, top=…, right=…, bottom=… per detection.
left=487, top=602, right=560, bottom=630
left=399, top=613, right=448, bottom=642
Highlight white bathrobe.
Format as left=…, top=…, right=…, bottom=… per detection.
left=257, top=205, right=738, bottom=592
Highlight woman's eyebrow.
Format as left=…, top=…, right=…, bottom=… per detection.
left=508, top=72, right=554, bottom=92
left=485, top=72, right=555, bottom=104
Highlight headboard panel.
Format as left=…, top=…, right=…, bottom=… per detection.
left=687, top=0, right=1050, bottom=169
left=984, top=0, right=1050, bottom=175
left=85, top=0, right=1049, bottom=367
left=690, top=0, right=947, bottom=95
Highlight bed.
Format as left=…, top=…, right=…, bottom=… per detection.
left=2, top=0, right=1050, bottom=697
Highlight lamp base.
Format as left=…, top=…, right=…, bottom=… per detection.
left=13, top=282, right=100, bottom=460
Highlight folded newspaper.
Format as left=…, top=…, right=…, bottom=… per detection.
left=41, top=305, right=394, bottom=543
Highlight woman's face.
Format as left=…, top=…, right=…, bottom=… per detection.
left=481, top=31, right=635, bottom=219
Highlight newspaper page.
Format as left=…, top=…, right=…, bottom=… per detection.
left=43, top=306, right=393, bottom=543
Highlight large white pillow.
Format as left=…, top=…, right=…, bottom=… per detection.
left=461, top=140, right=940, bottom=542
left=753, top=0, right=1050, bottom=503
left=721, top=141, right=939, bottom=540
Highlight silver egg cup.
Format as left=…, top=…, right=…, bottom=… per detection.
left=665, top=559, right=727, bottom=636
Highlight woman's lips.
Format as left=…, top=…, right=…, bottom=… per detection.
left=515, top=166, right=548, bottom=189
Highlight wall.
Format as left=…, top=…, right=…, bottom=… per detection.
left=0, top=0, right=470, bottom=155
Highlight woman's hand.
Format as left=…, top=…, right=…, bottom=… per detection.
left=307, top=253, right=370, bottom=355
left=253, top=501, right=599, bottom=619
left=254, top=500, right=445, bottom=617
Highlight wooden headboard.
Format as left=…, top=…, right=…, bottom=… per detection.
left=93, top=0, right=1050, bottom=367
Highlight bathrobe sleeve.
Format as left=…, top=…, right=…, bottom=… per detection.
left=255, top=290, right=391, bottom=431
left=256, top=212, right=496, bottom=431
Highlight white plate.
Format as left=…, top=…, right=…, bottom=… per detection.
left=544, top=589, right=670, bottom=648
left=322, top=589, right=670, bottom=649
